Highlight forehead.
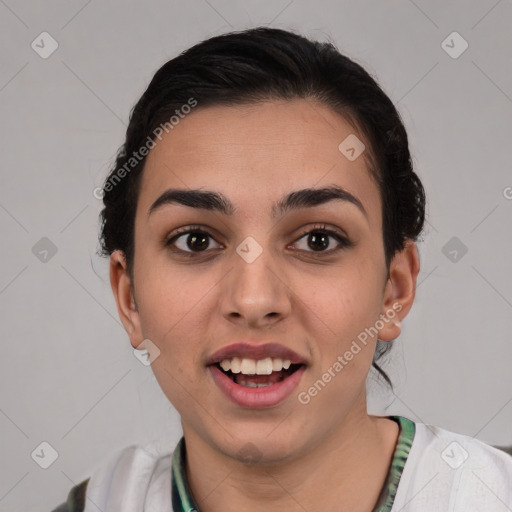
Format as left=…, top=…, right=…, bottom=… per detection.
left=138, top=99, right=381, bottom=225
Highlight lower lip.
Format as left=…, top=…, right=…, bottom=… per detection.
left=209, top=365, right=306, bottom=408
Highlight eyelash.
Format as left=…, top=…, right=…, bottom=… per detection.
left=164, top=223, right=353, bottom=258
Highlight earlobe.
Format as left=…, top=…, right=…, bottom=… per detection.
left=378, top=239, right=420, bottom=342
left=109, top=250, right=144, bottom=349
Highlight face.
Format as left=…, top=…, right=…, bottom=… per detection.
left=111, top=99, right=411, bottom=464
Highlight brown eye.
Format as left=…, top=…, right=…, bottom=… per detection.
left=305, top=232, right=330, bottom=251
left=166, top=227, right=222, bottom=254
left=182, top=232, right=210, bottom=251
left=292, top=225, right=353, bottom=255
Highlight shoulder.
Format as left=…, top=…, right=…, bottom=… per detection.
left=53, top=445, right=174, bottom=512
left=51, top=478, right=89, bottom=512
left=392, top=420, right=512, bottom=511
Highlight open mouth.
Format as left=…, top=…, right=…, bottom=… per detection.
left=214, top=358, right=304, bottom=388
left=208, top=354, right=307, bottom=407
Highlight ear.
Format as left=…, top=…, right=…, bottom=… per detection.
left=109, top=250, right=144, bottom=349
left=377, top=239, right=420, bottom=342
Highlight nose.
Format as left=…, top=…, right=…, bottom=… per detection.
left=220, top=241, right=292, bottom=329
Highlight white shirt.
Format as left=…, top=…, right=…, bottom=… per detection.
left=82, top=417, right=512, bottom=511
left=391, top=420, right=512, bottom=510
left=83, top=445, right=173, bottom=512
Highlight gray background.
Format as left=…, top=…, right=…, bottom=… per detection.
left=0, top=1, right=511, bottom=510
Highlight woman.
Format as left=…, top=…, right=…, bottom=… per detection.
left=53, top=27, right=512, bottom=512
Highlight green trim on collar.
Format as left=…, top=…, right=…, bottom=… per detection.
left=374, top=415, right=416, bottom=511
left=172, top=438, right=200, bottom=512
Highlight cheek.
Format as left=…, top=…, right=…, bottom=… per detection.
left=140, top=287, right=211, bottom=414
left=309, top=269, right=382, bottom=331
left=133, top=263, right=208, bottom=373
left=303, top=268, right=384, bottom=374
left=302, top=280, right=381, bottom=405
left=135, top=250, right=200, bottom=328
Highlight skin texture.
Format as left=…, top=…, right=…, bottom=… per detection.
left=110, top=99, right=420, bottom=512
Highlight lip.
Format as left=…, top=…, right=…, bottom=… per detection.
left=209, top=364, right=306, bottom=408
left=206, top=342, right=307, bottom=366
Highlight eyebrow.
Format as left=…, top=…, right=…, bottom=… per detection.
left=148, top=185, right=368, bottom=220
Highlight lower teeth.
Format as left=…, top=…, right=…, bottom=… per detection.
left=237, top=380, right=274, bottom=388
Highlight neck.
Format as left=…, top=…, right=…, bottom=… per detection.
left=180, top=403, right=398, bottom=512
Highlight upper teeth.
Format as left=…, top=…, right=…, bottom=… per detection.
left=219, top=357, right=292, bottom=375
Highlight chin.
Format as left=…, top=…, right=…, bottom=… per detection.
left=217, top=426, right=306, bottom=466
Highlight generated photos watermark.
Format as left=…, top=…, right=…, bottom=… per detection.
left=93, top=97, right=198, bottom=199
left=297, top=302, right=402, bottom=405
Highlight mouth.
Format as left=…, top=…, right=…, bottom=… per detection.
left=207, top=349, right=307, bottom=408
